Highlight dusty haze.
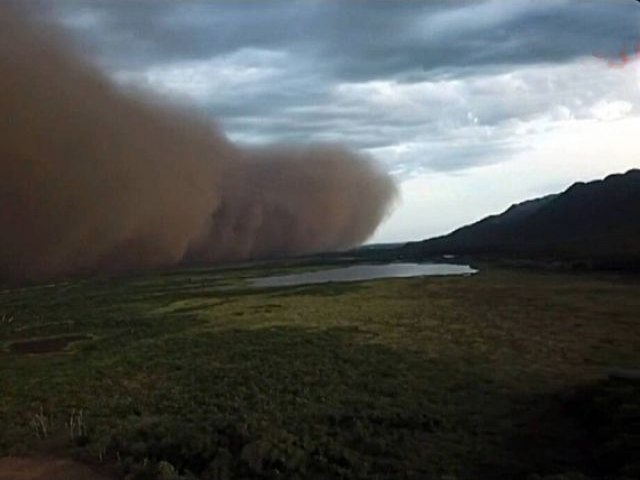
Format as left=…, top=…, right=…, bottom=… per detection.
left=0, top=8, right=397, bottom=282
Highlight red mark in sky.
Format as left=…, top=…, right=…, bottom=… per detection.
left=593, top=41, right=640, bottom=68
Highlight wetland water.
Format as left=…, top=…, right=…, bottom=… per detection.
left=251, top=262, right=477, bottom=288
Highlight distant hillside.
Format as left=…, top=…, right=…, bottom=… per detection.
left=403, top=169, right=640, bottom=267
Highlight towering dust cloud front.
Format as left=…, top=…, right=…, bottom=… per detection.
left=0, top=8, right=397, bottom=282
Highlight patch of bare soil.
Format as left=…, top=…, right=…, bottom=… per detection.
left=8, top=335, right=91, bottom=354
left=0, top=457, right=113, bottom=480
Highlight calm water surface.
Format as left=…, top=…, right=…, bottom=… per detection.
left=251, top=262, right=477, bottom=288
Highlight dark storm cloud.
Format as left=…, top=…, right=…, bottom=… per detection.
left=48, top=0, right=640, bottom=173
left=53, top=1, right=639, bottom=75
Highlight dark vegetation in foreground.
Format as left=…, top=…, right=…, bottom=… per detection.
left=1, top=264, right=639, bottom=479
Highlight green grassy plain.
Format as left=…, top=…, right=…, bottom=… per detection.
left=1, top=264, right=639, bottom=479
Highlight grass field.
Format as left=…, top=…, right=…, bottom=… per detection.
left=1, top=263, right=639, bottom=479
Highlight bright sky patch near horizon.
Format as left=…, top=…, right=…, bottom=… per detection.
left=50, top=0, right=640, bottom=244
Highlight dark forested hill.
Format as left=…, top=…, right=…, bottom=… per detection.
left=403, top=169, right=640, bottom=267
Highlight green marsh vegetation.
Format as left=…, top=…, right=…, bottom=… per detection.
left=0, top=264, right=639, bottom=479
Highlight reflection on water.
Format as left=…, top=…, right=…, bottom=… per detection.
left=251, top=262, right=477, bottom=288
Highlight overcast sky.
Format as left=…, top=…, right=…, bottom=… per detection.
left=49, top=0, right=640, bottom=243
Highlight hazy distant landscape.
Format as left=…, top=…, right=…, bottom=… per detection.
left=402, top=169, right=640, bottom=270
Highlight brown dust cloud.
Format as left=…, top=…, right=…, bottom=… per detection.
left=0, top=7, right=397, bottom=282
